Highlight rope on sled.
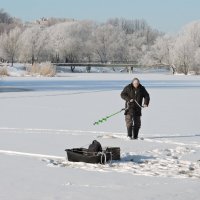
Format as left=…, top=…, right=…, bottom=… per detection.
left=98, top=151, right=113, bottom=164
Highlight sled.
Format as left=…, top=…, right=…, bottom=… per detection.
left=65, top=147, right=120, bottom=164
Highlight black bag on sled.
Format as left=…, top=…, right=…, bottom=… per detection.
left=88, top=140, right=102, bottom=153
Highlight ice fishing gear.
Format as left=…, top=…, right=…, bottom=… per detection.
left=93, top=108, right=125, bottom=125
left=93, top=100, right=145, bottom=126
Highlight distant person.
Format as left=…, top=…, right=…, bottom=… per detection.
left=121, top=78, right=150, bottom=139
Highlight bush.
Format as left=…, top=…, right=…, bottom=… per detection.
left=0, top=66, right=9, bottom=76
left=26, top=62, right=56, bottom=77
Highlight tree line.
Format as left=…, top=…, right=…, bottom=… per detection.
left=0, top=9, right=200, bottom=74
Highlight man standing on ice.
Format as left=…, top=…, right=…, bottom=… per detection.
left=121, top=78, right=150, bottom=139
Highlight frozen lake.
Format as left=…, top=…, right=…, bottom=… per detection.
left=1, top=77, right=200, bottom=92
left=0, top=73, right=200, bottom=200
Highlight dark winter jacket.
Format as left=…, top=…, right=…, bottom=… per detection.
left=121, top=83, right=150, bottom=116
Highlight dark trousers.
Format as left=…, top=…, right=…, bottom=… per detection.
left=125, top=114, right=141, bottom=138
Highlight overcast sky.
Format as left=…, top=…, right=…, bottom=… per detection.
left=1, top=0, right=200, bottom=33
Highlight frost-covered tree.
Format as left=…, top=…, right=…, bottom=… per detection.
left=45, top=22, right=69, bottom=62
left=142, top=21, right=200, bottom=75
left=107, top=18, right=162, bottom=65
left=172, top=35, right=194, bottom=74
left=172, top=21, right=200, bottom=74
left=126, top=34, right=146, bottom=63
left=18, top=26, right=49, bottom=64
left=0, top=27, right=22, bottom=66
left=62, top=21, right=95, bottom=62
left=93, top=24, right=128, bottom=63
left=141, top=35, right=176, bottom=73
left=108, top=18, right=161, bottom=47
left=108, top=18, right=149, bottom=35
left=193, top=49, right=200, bottom=74
left=46, top=21, right=95, bottom=63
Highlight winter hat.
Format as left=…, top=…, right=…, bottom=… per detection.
left=132, top=78, right=140, bottom=83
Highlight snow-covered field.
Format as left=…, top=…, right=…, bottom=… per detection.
left=0, top=73, right=200, bottom=200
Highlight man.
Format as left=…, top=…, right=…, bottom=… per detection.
left=121, top=78, right=150, bottom=139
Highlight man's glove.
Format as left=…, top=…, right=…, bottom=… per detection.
left=129, top=99, right=134, bottom=103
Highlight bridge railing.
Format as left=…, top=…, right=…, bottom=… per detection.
left=52, top=62, right=169, bottom=73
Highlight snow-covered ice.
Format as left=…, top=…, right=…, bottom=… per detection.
left=0, top=73, right=200, bottom=200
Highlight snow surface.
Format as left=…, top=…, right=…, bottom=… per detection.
left=0, top=73, right=200, bottom=200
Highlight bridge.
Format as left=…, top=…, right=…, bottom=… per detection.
left=52, top=62, right=169, bottom=73
left=52, top=62, right=140, bottom=72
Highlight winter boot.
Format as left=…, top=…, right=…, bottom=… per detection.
left=133, top=127, right=139, bottom=139
left=127, top=126, right=133, bottom=139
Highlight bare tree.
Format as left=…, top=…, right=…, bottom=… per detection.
left=0, top=9, right=22, bottom=34
left=0, top=9, right=13, bottom=24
